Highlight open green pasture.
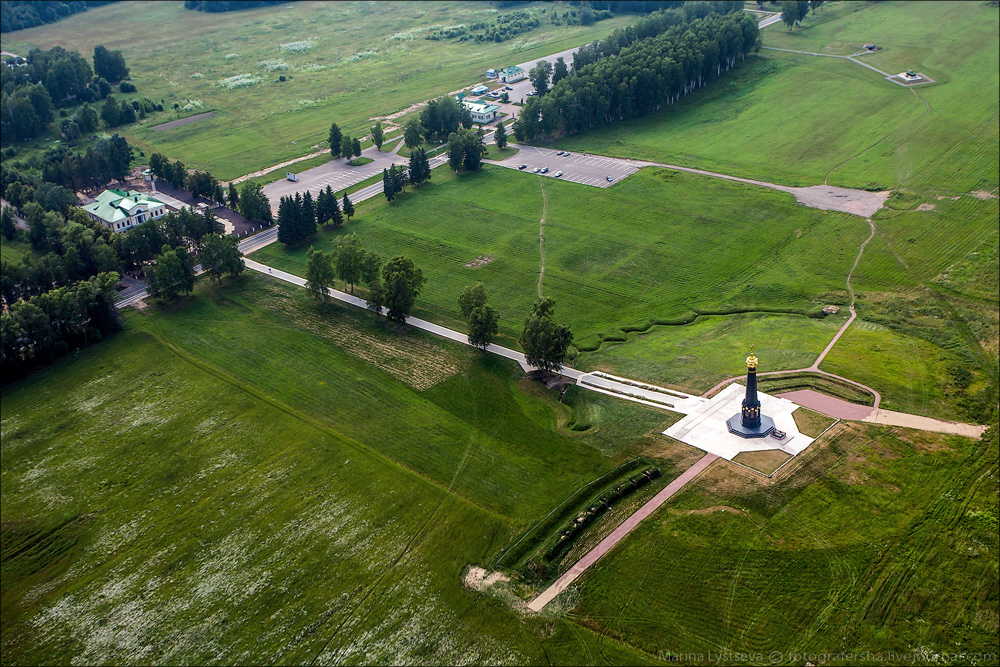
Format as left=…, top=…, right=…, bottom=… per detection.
left=575, top=312, right=844, bottom=394
left=1, top=274, right=671, bottom=664
left=839, top=194, right=1000, bottom=418
left=821, top=322, right=966, bottom=420
left=1, top=1, right=634, bottom=181
left=252, top=165, right=864, bottom=346
left=569, top=422, right=999, bottom=663
left=543, top=1, right=998, bottom=193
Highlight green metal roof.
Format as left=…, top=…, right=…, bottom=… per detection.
left=82, top=189, right=165, bottom=224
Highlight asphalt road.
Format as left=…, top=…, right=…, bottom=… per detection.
left=490, top=144, right=639, bottom=188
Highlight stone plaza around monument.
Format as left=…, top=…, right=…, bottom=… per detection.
left=663, top=383, right=814, bottom=461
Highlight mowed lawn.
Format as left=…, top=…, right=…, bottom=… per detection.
left=0, top=275, right=670, bottom=665
left=252, top=166, right=865, bottom=346
left=0, top=1, right=634, bottom=181
left=543, top=1, right=999, bottom=192
left=570, top=422, right=998, bottom=662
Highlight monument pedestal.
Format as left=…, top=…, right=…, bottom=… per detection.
left=726, top=414, right=775, bottom=438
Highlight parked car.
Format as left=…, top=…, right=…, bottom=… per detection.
left=563, top=152, right=571, bottom=157
left=554, top=171, right=563, bottom=178
left=606, top=176, right=614, bottom=182
left=532, top=167, right=541, bottom=173
left=518, top=164, right=527, bottom=170
left=505, top=85, right=513, bottom=90
left=526, top=91, right=536, bottom=96
left=540, top=167, right=549, bottom=173
left=556, top=151, right=565, bottom=156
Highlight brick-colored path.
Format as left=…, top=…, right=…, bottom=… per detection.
left=527, top=453, right=718, bottom=612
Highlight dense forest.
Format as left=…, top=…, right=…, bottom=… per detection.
left=0, top=1, right=115, bottom=33
left=514, top=2, right=757, bottom=140
left=183, top=1, right=292, bottom=12
left=1, top=44, right=141, bottom=143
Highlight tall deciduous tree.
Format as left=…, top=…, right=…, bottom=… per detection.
left=447, top=133, right=464, bottom=173
left=530, top=59, right=552, bottom=96
left=468, top=303, right=499, bottom=351
left=227, top=182, right=240, bottom=210
left=403, top=118, right=423, bottom=149
left=149, top=244, right=196, bottom=300
left=551, top=57, right=569, bottom=86
left=365, top=277, right=385, bottom=318
left=305, top=246, right=334, bottom=302
left=381, top=255, right=426, bottom=325
left=340, top=135, right=354, bottom=163
left=238, top=182, right=272, bottom=225
left=333, top=232, right=363, bottom=292
left=519, top=297, right=573, bottom=373
left=93, top=45, right=129, bottom=83
left=200, top=233, right=244, bottom=284
left=459, top=282, right=498, bottom=351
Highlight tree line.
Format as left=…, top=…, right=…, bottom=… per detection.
left=781, top=0, right=823, bottom=31
left=2, top=198, right=244, bottom=381
left=0, top=1, right=115, bottom=33
left=277, top=187, right=353, bottom=246
left=513, top=6, right=758, bottom=141
left=183, top=0, right=291, bottom=12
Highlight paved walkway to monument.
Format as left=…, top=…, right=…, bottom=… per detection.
left=778, top=390, right=987, bottom=438
left=527, top=452, right=718, bottom=613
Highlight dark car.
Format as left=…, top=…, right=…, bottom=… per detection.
left=606, top=176, right=613, bottom=182
left=518, top=164, right=527, bottom=170
left=505, top=85, right=513, bottom=90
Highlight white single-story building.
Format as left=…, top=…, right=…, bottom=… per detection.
left=470, top=84, right=489, bottom=96
left=461, top=100, right=500, bottom=124
left=499, top=65, right=526, bottom=83
left=486, top=68, right=499, bottom=79
left=82, top=188, right=169, bottom=233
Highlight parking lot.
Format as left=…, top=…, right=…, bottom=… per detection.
left=489, top=144, right=640, bottom=188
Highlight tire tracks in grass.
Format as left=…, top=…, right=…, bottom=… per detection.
left=823, top=83, right=932, bottom=187
left=311, top=368, right=514, bottom=665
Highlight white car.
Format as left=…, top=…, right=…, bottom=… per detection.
left=554, top=171, right=563, bottom=177
left=532, top=167, right=541, bottom=173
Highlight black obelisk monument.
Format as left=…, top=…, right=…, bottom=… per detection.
left=727, top=345, right=775, bottom=438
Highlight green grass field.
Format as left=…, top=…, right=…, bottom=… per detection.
left=539, top=1, right=998, bottom=193
left=3, top=2, right=998, bottom=663
left=575, top=312, right=845, bottom=394
left=1, top=274, right=671, bottom=664
left=252, top=165, right=864, bottom=347
left=571, top=422, right=999, bottom=662
left=1, top=1, right=634, bottom=180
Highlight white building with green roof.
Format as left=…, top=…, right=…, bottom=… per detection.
left=82, top=189, right=169, bottom=233
left=461, top=100, right=500, bottom=124
left=499, top=65, right=525, bottom=83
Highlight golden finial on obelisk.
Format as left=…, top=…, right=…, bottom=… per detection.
left=746, top=344, right=758, bottom=370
